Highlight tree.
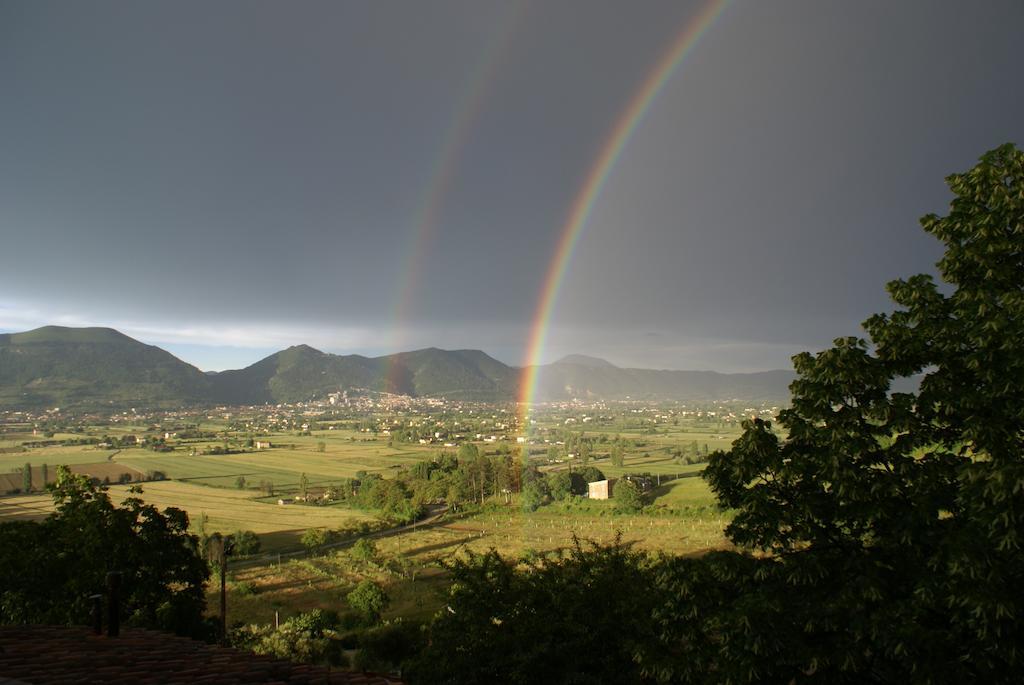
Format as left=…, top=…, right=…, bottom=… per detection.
left=351, top=537, right=378, bottom=563
left=578, top=440, right=591, bottom=466
left=0, top=466, right=210, bottom=637
left=316, top=441, right=326, bottom=453
left=347, top=579, right=389, bottom=623
left=301, top=527, right=327, bottom=552
left=299, top=472, right=309, bottom=498
left=650, top=144, right=1024, bottom=683
left=233, top=609, right=343, bottom=665
left=548, top=471, right=574, bottom=501
left=577, top=466, right=605, bottom=485
left=609, top=443, right=625, bottom=468
left=234, top=475, right=247, bottom=490
left=408, top=540, right=657, bottom=685
left=613, top=479, right=643, bottom=514
left=228, top=529, right=261, bottom=556
left=520, top=478, right=550, bottom=512
left=40, top=463, right=48, bottom=488
left=22, top=462, right=31, bottom=493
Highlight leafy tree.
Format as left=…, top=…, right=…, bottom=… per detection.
left=299, top=472, right=309, bottom=498
left=234, top=475, right=247, bottom=489
left=649, top=143, right=1024, bottom=683
left=352, top=620, right=424, bottom=674
left=347, top=579, right=389, bottom=623
left=578, top=440, right=591, bottom=466
left=613, top=478, right=643, bottom=514
left=316, top=441, right=326, bottom=453
left=0, top=466, right=210, bottom=636
left=408, top=540, right=657, bottom=685
left=548, top=471, right=574, bottom=501
left=233, top=609, right=344, bottom=665
left=520, top=478, right=550, bottom=512
left=301, top=527, right=327, bottom=552
left=22, top=462, right=31, bottom=493
left=350, top=537, right=378, bottom=563
left=577, top=466, right=605, bottom=485
left=228, top=529, right=261, bottom=556
left=609, top=443, right=625, bottom=468
left=40, top=463, right=48, bottom=487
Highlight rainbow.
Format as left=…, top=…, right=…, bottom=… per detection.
left=518, top=0, right=729, bottom=419
left=385, top=3, right=529, bottom=392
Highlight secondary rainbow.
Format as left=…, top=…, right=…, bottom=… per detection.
left=384, top=3, right=528, bottom=391
left=518, top=0, right=729, bottom=418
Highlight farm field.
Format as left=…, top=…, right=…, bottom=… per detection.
left=0, top=445, right=122, bottom=472
left=0, top=480, right=378, bottom=552
left=113, top=441, right=436, bottom=490
left=213, top=483, right=730, bottom=629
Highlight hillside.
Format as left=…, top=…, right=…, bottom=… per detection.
left=0, top=326, right=211, bottom=408
left=531, top=357, right=795, bottom=403
left=0, top=326, right=798, bottom=408
left=208, top=346, right=518, bottom=404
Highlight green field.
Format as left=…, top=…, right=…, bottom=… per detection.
left=0, top=479, right=378, bottom=552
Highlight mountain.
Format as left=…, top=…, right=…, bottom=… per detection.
left=0, top=326, right=211, bottom=408
left=0, top=326, right=798, bottom=408
left=552, top=354, right=619, bottom=369
left=531, top=362, right=795, bottom=403
left=208, top=345, right=519, bottom=404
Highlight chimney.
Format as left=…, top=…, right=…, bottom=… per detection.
left=106, top=571, right=122, bottom=637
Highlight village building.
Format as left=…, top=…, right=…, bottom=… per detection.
left=587, top=478, right=617, bottom=500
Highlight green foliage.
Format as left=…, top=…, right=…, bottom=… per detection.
left=613, top=478, right=643, bottom=514
left=679, top=143, right=1024, bottom=682
left=577, top=466, right=605, bottom=484
left=347, top=579, right=389, bottom=623
left=408, top=540, right=657, bottom=684
left=610, top=442, right=625, bottom=468
left=520, top=478, right=550, bottom=512
left=0, top=466, right=210, bottom=637
left=227, top=529, right=261, bottom=556
left=232, top=609, right=344, bottom=665
left=350, top=537, right=378, bottom=563
left=300, top=527, right=327, bottom=552
left=352, top=620, right=425, bottom=673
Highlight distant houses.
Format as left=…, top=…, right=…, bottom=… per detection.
left=254, top=440, right=272, bottom=449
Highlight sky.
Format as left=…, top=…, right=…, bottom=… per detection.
left=2, top=0, right=1022, bottom=372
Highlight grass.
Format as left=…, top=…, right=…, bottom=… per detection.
left=0, top=445, right=121, bottom=472
left=0, top=480, right=378, bottom=552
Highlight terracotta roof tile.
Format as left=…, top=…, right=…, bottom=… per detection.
left=0, top=626, right=403, bottom=685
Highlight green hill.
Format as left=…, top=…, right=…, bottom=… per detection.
left=208, top=346, right=517, bottom=404
left=0, top=326, right=797, bottom=408
left=0, top=326, right=211, bottom=409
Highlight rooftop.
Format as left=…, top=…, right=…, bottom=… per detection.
left=0, top=625, right=403, bottom=685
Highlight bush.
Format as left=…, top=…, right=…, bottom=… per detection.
left=346, top=580, right=389, bottom=623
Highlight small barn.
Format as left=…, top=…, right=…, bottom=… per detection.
left=587, top=478, right=617, bottom=500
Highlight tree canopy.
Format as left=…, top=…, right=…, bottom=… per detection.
left=0, top=466, right=210, bottom=637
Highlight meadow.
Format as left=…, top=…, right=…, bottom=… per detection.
left=0, top=403, right=751, bottom=625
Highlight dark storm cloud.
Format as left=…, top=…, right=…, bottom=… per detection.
left=1, top=0, right=1022, bottom=371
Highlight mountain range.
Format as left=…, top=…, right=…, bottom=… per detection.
left=0, top=326, right=796, bottom=409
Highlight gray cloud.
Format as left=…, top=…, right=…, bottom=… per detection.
left=2, top=0, right=1021, bottom=371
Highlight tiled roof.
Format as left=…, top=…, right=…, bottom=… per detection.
left=0, top=626, right=403, bottom=685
